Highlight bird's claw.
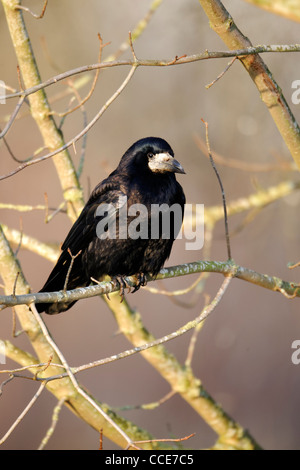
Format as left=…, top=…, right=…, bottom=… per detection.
left=131, top=273, right=147, bottom=293
left=113, top=275, right=131, bottom=302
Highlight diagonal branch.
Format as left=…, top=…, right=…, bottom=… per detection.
left=242, top=0, right=300, bottom=22
left=197, top=0, right=300, bottom=170
left=1, top=43, right=300, bottom=182
left=2, top=276, right=261, bottom=450
left=0, top=64, right=137, bottom=182
left=0, top=225, right=172, bottom=450
left=1, top=0, right=84, bottom=221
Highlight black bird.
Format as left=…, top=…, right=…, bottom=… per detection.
left=36, top=137, right=185, bottom=314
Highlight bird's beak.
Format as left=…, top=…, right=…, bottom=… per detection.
left=148, top=152, right=185, bottom=174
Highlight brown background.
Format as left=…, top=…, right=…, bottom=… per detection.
left=1, top=0, right=300, bottom=450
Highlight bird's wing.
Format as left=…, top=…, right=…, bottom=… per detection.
left=37, top=175, right=129, bottom=298
left=61, top=176, right=128, bottom=256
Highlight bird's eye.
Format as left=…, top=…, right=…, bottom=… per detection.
left=147, top=152, right=154, bottom=159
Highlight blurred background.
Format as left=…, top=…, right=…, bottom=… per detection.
left=1, top=0, right=300, bottom=450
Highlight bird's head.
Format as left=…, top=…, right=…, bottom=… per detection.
left=119, top=137, right=185, bottom=176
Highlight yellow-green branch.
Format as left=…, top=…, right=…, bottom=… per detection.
left=1, top=0, right=84, bottom=221
left=198, top=0, right=300, bottom=170
left=243, top=0, right=300, bottom=22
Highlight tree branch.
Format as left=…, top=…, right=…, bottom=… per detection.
left=0, top=64, right=137, bottom=181
left=3, top=44, right=300, bottom=102
left=1, top=0, right=84, bottom=221
left=1, top=43, right=299, bottom=181
left=1, top=0, right=298, bottom=449
left=0, top=225, right=170, bottom=450
left=198, top=0, right=300, bottom=170
left=0, top=259, right=299, bottom=308
left=2, top=277, right=261, bottom=450
left=243, top=0, right=300, bottom=22
left=1, top=223, right=59, bottom=263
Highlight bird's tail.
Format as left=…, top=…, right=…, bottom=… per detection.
left=36, top=253, right=87, bottom=314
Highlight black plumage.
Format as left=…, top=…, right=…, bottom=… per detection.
left=36, top=137, right=185, bottom=314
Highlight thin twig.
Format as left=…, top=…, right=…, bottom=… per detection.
left=64, top=249, right=82, bottom=291
left=16, top=65, right=23, bottom=92
left=202, top=119, right=232, bottom=260
left=0, top=362, right=65, bottom=376
left=38, top=398, right=65, bottom=450
left=145, top=272, right=205, bottom=297
left=194, top=134, right=294, bottom=172
left=2, top=43, right=300, bottom=175
left=289, top=261, right=300, bottom=269
left=29, top=302, right=136, bottom=450
left=33, top=354, right=53, bottom=380
left=0, top=375, right=14, bottom=396
left=53, top=33, right=106, bottom=118
left=1, top=276, right=232, bottom=388
left=11, top=308, right=17, bottom=337
left=12, top=272, right=20, bottom=297
left=0, top=96, right=26, bottom=139
left=0, top=381, right=47, bottom=445
left=57, top=81, right=88, bottom=178
left=115, top=390, right=176, bottom=412
left=14, top=217, right=23, bottom=257
left=4, top=45, right=300, bottom=101
left=110, top=0, right=164, bottom=60
left=1, top=223, right=60, bottom=263
left=16, top=0, right=48, bottom=19
left=0, top=202, right=64, bottom=213
left=134, top=432, right=196, bottom=446
left=99, top=429, right=103, bottom=450
left=185, top=294, right=210, bottom=368
left=23, top=276, right=233, bottom=383
left=0, top=64, right=138, bottom=181
left=206, top=56, right=237, bottom=88
left=145, top=273, right=205, bottom=309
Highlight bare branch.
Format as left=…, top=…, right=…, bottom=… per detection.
left=1, top=224, right=59, bottom=263
left=111, top=0, right=164, bottom=60
left=206, top=56, right=237, bottom=88
left=242, top=0, right=300, bottom=22
left=1, top=42, right=299, bottom=181
left=29, top=302, right=137, bottom=450
left=15, top=0, right=48, bottom=19
left=198, top=0, right=300, bottom=169
left=1, top=0, right=84, bottom=221
left=4, top=44, right=300, bottom=101
left=0, top=64, right=137, bottom=181
left=52, top=33, right=105, bottom=118
left=0, top=226, right=167, bottom=449
left=194, top=134, right=295, bottom=172
left=1, top=259, right=300, bottom=309
left=133, top=432, right=196, bottom=447
left=64, top=249, right=82, bottom=291
left=0, top=382, right=47, bottom=445
left=202, top=119, right=232, bottom=260
left=0, top=96, right=26, bottom=139
left=37, top=398, right=65, bottom=450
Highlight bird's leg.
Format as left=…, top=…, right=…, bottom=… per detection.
left=131, top=273, right=147, bottom=293
left=112, top=275, right=131, bottom=302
